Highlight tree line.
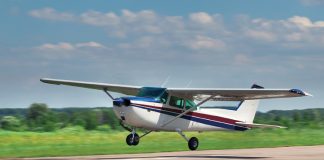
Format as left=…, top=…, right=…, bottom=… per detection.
left=254, top=108, right=324, bottom=129
left=0, top=103, right=123, bottom=132
left=0, top=103, right=323, bottom=132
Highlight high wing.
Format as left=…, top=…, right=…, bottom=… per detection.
left=41, top=78, right=311, bottom=101
left=40, top=78, right=141, bottom=96
left=167, top=87, right=311, bottom=101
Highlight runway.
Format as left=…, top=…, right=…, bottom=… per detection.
left=25, top=145, right=324, bottom=160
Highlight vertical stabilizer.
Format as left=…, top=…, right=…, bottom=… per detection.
left=235, top=84, right=263, bottom=123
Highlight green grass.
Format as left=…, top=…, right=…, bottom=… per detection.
left=1, top=127, right=324, bottom=158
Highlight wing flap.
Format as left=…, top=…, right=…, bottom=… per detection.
left=40, top=78, right=141, bottom=96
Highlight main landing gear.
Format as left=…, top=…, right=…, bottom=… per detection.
left=176, top=128, right=199, bottom=150
left=125, top=128, right=199, bottom=151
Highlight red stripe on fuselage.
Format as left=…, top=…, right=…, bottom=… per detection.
left=131, top=102, right=240, bottom=125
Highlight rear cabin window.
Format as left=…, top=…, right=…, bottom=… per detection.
left=169, top=96, right=196, bottom=110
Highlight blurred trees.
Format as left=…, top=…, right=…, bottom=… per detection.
left=0, top=103, right=123, bottom=132
left=254, top=108, right=324, bottom=129
left=0, top=116, right=21, bottom=131
left=26, top=103, right=57, bottom=131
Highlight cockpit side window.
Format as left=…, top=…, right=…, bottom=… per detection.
left=169, top=96, right=197, bottom=110
left=185, top=99, right=196, bottom=109
left=169, top=96, right=184, bottom=109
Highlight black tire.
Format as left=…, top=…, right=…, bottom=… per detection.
left=126, top=134, right=133, bottom=146
left=126, top=133, right=140, bottom=146
left=188, top=137, right=199, bottom=150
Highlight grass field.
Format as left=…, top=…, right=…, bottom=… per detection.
left=1, top=127, right=324, bottom=158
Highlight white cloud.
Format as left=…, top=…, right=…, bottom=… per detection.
left=29, top=8, right=74, bottom=21
left=28, top=8, right=324, bottom=50
left=285, top=33, right=303, bottom=42
left=187, top=35, right=226, bottom=50
left=288, top=16, right=313, bottom=28
left=165, top=16, right=184, bottom=29
left=237, top=15, right=324, bottom=48
left=36, top=42, right=105, bottom=51
left=121, top=9, right=137, bottom=22
left=121, top=9, right=157, bottom=23
left=36, top=42, right=75, bottom=51
left=189, top=12, right=214, bottom=24
left=136, top=10, right=157, bottom=22
left=34, top=41, right=107, bottom=60
left=80, top=11, right=120, bottom=26
left=245, top=30, right=276, bottom=42
left=75, top=41, right=105, bottom=48
left=288, top=16, right=324, bottom=28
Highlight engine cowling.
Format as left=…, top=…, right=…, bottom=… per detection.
left=113, top=98, right=131, bottom=107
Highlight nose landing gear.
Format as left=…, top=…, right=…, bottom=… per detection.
left=126, top=133, right=140, bottom=146
left=125, top=128, right=153, bottom=146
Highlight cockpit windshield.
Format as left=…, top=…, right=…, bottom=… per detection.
left=137, top=87, right=168, bottom=103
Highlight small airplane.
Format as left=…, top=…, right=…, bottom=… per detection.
left=40, top=78, right=311, bottom=150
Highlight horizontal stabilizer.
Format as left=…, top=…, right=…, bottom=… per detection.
left=235, top=122, right=286, bottom=129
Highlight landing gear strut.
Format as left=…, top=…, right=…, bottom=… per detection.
left=176, top=128, right=199, bottom=150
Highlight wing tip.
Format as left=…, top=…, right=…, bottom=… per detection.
left=40, top=78, right=52, bottom=83
left=40, top=78, right=60, bottom=85
left=304, top=92, right=313, bottom=97
left=289, top=89, right=312, bottom=97
left=40, top=78, right=47, bottom=83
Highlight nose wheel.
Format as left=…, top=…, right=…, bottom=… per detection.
left=126, top=133, right=139, bottom=146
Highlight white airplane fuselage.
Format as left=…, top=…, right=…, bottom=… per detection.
left=113, top=97, right=249, bottom=132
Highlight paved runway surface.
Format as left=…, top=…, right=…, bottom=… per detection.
left=25, top=145, right=324, bottom=160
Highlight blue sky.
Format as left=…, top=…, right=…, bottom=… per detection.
left=1, top=0, right=323, bottom=111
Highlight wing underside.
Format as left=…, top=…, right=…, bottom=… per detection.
left=167, top=88, right=311, bottom=101
left=40, top=78, right=141, bottom=96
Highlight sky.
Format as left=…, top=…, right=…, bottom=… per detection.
left=1, top=0, right=323, bottom=112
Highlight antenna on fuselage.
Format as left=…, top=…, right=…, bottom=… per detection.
left=161, top=76, right=171, bottom=87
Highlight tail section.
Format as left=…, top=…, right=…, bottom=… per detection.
left=235, top=84, right=263, bottom=123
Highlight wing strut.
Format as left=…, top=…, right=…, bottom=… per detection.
left=160, top=95, right=215, bottom=127
left=103, top=88, right=115, bottom=100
